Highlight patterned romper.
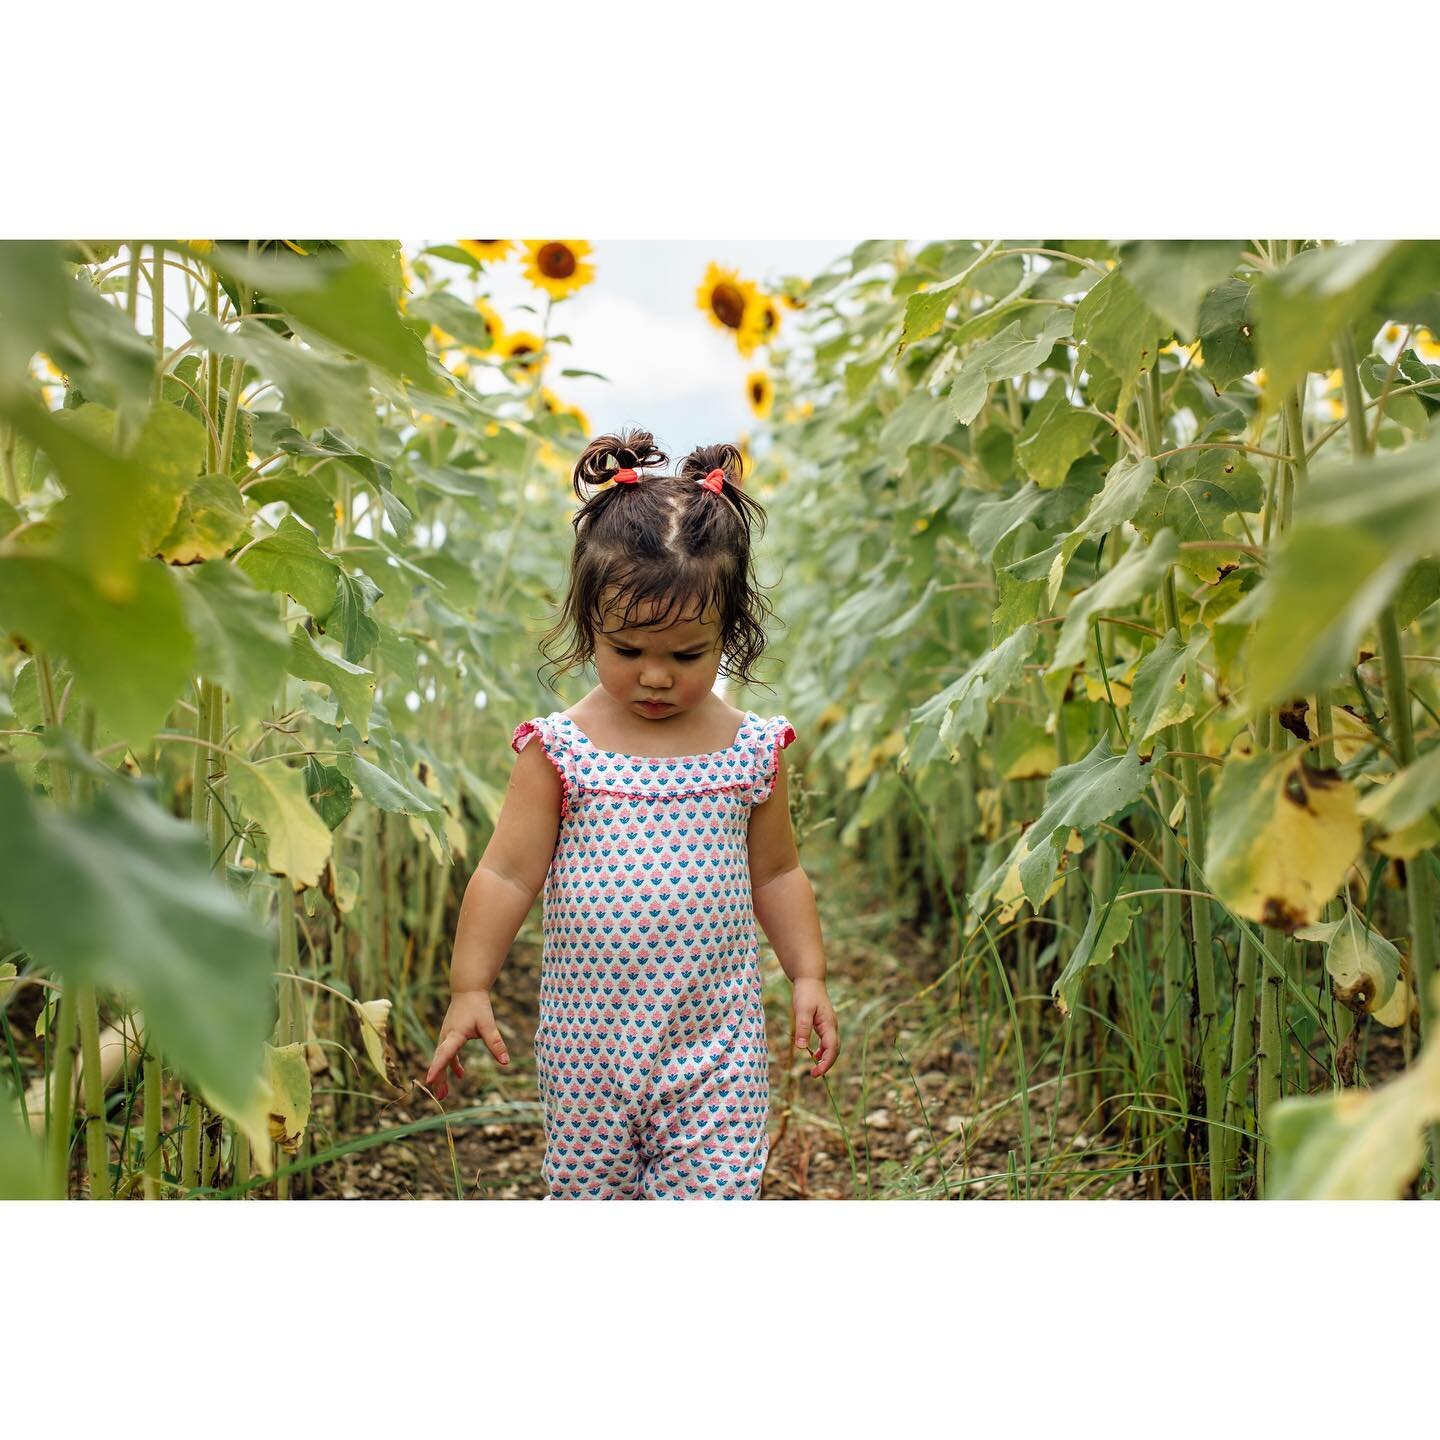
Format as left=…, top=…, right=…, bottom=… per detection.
left=510, top=709, right=796, bottom=1200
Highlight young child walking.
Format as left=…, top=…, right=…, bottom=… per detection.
left=423, top=429, right=839, bottom=1200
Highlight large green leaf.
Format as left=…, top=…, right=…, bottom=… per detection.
left=976, top=738, right=1162, bottom=913
left=1244, top=426, right=1440, bottom=709
left=335, top=748, right=441, bottom=817
left=1116, top=240, right=1245, bottom=341
left=907, top=624, right=1037, bottom=768
left=0, top=554, right=193, bottom=747
left=1128, top=626, right=1206, bottom=743
left=329, top=569, right=383, bottom=663
left=204, top=245, right=437, bottom=392
left=1016, top=378, right=1099, bottom=489
left=236, top=513, right=340, bottom=620
left=1194, top=279, right=1256, bottom=392
left=1051, top=528, right=1179, bottom=670
left=185, top=311, right=377, bottom=446
left=155, top=475, right=250, bottom=564
left=0, top=767, right=273, bottom=1127
left=1254, top=240, right=1414, bottom=401
left=285, top=627, right=375, bottom=738
left=1073, top=269, right=1169, bottom=420
left=176, top=562, right=290, bottom=723
left=1053, top=891, right=1138, bottom=1018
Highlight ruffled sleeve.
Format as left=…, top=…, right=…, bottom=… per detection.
left=511, top=715, right=576, bottom=821
left=750, top=714, right=797, bottom=807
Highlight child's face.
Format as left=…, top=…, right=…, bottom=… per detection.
left=593, top=594, right=724, bottom=720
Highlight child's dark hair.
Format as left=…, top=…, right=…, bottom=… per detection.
left=537, top=427, right=778, bottom=692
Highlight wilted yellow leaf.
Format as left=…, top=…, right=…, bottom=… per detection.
left=1208, top=752, right=1362, bottom=932
left=356, top=998, right=402, bottom=1089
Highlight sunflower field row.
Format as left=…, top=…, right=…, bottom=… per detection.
left=752, top=239, right=1440, bottom=1199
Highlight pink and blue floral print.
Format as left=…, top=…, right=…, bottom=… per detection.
left=511, top=710, right=796, bottom=1200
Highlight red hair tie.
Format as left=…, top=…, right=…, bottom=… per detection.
left=613, top=468, right=640, bottom=484
left=698, top=468, right=725, bottom=494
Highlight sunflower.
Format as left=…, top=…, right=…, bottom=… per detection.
left=779, top=279, right=809, bottom=311
left=697, top=262, right=758, bottom=336
left=465, top=298, right=506, bottom=356
left=561, top=403, right=590, bottom=434
left=458, top=240, right=514, bottom=264
left=1416, top=327, right=1440, bottom=361
left=736, top=292, right=781, bottom=358
left=745, top=371, right=774, bottom=420
left=499, top=330, right=547, bottom=373
left=520, top=240, right=596, bottom=300
left=429, top=322, right=455, bottom=348
left=536, top=387, right=562, bottom=415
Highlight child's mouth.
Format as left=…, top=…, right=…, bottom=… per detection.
left=638, top=700, right=673, bottom=713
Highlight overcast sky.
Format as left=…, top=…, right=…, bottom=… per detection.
left=413, top=238, right=856, bottom=453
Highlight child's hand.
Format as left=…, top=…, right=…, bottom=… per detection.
left=423, top=988, right=510, bottom=1102
left=791, top=977, right=840, bottom=1078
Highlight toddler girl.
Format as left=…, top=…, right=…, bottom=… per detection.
left=423, top=429, right=839, bottom=1200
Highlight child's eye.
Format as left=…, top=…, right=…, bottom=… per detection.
left=612, top=646, right=641, bottom=658
left=675, top=652, right=704, bottom=663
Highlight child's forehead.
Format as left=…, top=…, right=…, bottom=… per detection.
left=597, top=593, right=717, bottom=639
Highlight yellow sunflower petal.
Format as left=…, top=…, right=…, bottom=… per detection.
left=745, top=370, right=774, bottom=420
left=520, top=240, right=596, bottom=300
left=696, top=262, right=757, bottom=334
left=457, top=240, right=514, bottom=263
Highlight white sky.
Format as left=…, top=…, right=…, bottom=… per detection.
left=412, top=238, right=856, bottom=452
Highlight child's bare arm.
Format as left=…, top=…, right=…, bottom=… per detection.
left=449, top=739, right=562, bottom=995
left=748, top=752, right=840, bottom=1077
left=423, top=740, right=561, bottom=1095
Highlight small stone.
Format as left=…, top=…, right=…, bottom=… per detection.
left=865, top=1108, right=893, bottom=1131
left=369, top=1162, right=383, bottom=1180
left=904, top=1126, right=927, bottom=1145
left=341, top=1187, right=361, bottom=1200
left=812, top=1151, right=831, bottom=1167
left=942, top=1115, right=966, bottom=1133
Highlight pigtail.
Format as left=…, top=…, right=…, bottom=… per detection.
left=571, top=428, right=669, bottom=504
left=675, top=441, right=767, bottom=550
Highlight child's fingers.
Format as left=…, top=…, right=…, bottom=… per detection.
left=810, top=1013, right=840, bottom=1077
left=793, top=1010, right=814, bottom=1056
left=424, top=1032, right=464, bottom=1084
left=481, top=1022, right=510, bottom=1067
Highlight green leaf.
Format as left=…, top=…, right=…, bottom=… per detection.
left=1357, top=744, right=1440, bottom=838
left=908, top=624, right=1037, bottom=763
left=977, top=738, right=1161, bottom=914
left=1073, top=270, right=1169, bottom=420
left=1136, top=450, right=1263, bottom=580
left=1195, top=279, right=1257, bottom=392
left=1267, top=985, right=1440, bottom=1200
left=335, top=749, right=441, bottom=816
left=329, top=569, right=383, bottom=664
left=1254, top=241, right=1413, bottom=400
left=304, top=756, right=353, bottom=831
left=206, top=246, right=436, bottom=392
left=0, top=1079, right=47, bottom=1199
left=1207, top=751, right=1362, bottom=932
left=0, top=555, right=193, bottom=747
left=155, top=475, right=250, bottom=564
left=236, top=514, right=340, bottom=620
left=877, top=389, right=956, bottom=470
left=1244, top=427, right=1440, bottom=709
left=1128, top=627, right=1206, bottom=743
left=1053, top=892, right=1138, bottom=1018
left=245, top=470, right=336, bottom=548
left=1016, top=378, right=1099, bottom=489
left=285, top=627, right=375, bottom=739
left=228, top=757, right=334, bottom=890
left=185, top=311, right=376, bottom=445
left=1116, top=241, right=1244, bottom=341
left=176, top=562, right=289, bottom=723
left=0, top=766, right=273, bottom=1128
left=1051, top=528, right=1179, bottom=671
left=1071, top=454, right=1157, bottom=541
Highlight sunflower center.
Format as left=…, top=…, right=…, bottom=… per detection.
left=712, top=283, right=745, bottom=329
left=751, top=381, right=765, bottom=403
left=538, top=243, right=577, bottom=279
left=511, top=343, right=534, bottom=357
left=468, top=239, right=499, bottom=246
left=762, top=304, right=777, bottom=334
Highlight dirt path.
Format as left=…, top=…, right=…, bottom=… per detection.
left=336, top=909, right=1153, bottom=1201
